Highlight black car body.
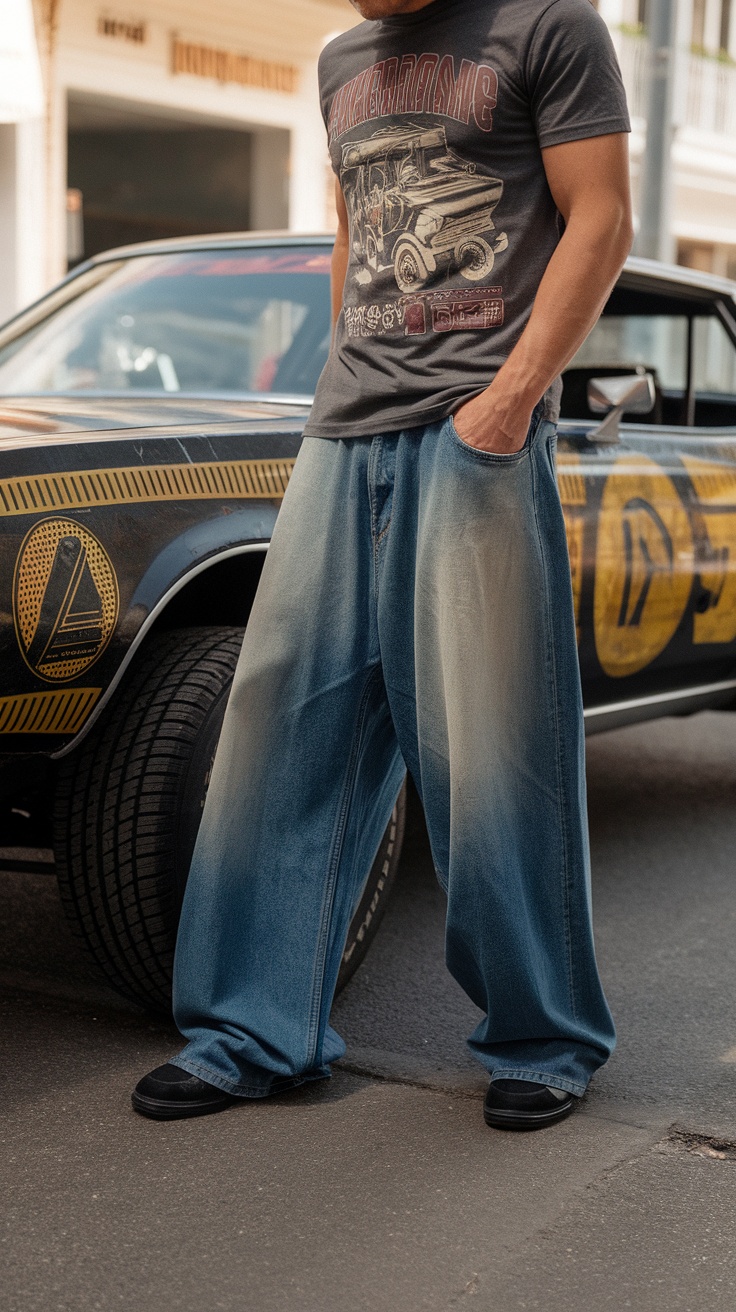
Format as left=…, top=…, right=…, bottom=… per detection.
left=0, top=233, right=734, bottom=1008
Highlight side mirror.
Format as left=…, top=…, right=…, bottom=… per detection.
left=586, top=372, right=656, bottom=444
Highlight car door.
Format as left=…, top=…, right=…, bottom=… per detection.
left=556, top=272, right=736, bottom=723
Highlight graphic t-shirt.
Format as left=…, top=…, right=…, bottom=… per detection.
left=303, top=0, right=630, bottom=438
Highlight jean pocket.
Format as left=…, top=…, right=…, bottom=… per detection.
left=447, top=411, right=538, bottom=464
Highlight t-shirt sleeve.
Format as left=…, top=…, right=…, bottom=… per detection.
left=525, top=0, right=631, bottom=148
left=317, top=45, right=333, bottom=134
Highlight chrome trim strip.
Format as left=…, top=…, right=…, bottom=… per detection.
left=89, top=232, right=333, bottom=261
left=0, top=419, right=306, bottom=454
left=621, top=255, right=736, bottom=300
left=50, top=541, right=268, bottom=758
left=584, top=677, right=736, bottom=723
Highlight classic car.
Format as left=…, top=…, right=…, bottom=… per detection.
left=0, top=233, right=734, bottom=1012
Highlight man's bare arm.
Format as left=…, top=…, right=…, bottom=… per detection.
left=331, top=179, right=350, bottom=335
left=453, top=132, right=634, bottom=454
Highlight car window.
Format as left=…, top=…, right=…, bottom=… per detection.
left=0, top=248, right=332, bottom=398
left=562, top=290, right=736, bottom=428
left=568, top=314, right=688, bottom=391
left=692, top=315, right=736, bottom=396
left=688, top=313, right=736, bottom=427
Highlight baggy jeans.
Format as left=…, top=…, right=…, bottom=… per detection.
left=172, top=410, right=616, bottom=1098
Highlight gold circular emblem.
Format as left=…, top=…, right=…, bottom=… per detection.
left=13, top=517, right=119, bottom=682
left=594, top=455, right=694, bottom=678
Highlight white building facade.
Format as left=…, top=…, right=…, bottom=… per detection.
left=602, top=0, right=736, bottom=278
left=0, top=0, right=347, bottom=320
left=0, top=0, right=735, bottom=321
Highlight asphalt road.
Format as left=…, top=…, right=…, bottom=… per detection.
left=2, top=711, right=736, bottom=1311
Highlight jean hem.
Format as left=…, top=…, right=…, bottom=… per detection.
left=489, top=1067, right=588, bottom=1097
left=170, top=1056, right=332, bottom=1099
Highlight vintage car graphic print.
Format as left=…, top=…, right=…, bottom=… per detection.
left=13, top=516, right=119, bottom=682
left=341, top=123, right=508, bottom=334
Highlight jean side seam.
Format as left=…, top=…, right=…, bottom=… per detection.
left=529, top=446, right=578, bottom=1026
left=304, top=663, right=382, bottom=1071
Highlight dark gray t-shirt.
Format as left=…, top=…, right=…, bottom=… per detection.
left=303, top=0, right=630, bottom=438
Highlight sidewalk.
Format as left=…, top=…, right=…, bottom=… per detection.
left=2, top=713, right=735, bottom=1311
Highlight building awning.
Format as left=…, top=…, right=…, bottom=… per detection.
left=0, top=0, right=44, bottom=122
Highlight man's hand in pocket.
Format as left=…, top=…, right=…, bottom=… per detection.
left=453, top=388, right=533, bottom=455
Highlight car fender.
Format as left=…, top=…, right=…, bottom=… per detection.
left=50, top=514, right=273, bottom=758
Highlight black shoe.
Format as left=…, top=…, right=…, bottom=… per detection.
left=484, top=1078, right=577, bottom=1130
left=132, top=1063, right=238, bottom=1120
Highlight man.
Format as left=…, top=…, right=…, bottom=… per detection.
left=134, top=0, right=632, bottom=1129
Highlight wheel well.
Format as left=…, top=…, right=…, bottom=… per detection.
left=150, top=550, right=266, bottom=632
left=0, top=552, right=267, bottom=834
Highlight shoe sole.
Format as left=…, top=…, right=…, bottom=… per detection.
left=131, top=1091, right=236, bottom=1120
left=483, top=1098, right=575, bottom=1131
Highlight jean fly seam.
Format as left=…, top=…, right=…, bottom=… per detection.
left=367, top=435, right=382, bottom=602
left=529, top=437, right=578, bottom=1026
left=369, top=435, right=395, bottom=595
left=375, top=517, right=392, bottom=546
left=305, top=662, right=383, bottom=1072
left=367, top=434, right=380, bottom=543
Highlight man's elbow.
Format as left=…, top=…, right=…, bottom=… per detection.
left=607, top=193, right=635, bottom=261
left=579, top=199, right=634, bottom=268
left=616, top=208, right=635, bottom=260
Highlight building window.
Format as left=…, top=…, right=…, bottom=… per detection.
left=677, top=240, right=714, bottom=273
left=692, top=0, right=707, bottom=50
left=720, top=0, right=732, bottom=54
left=677, top=239, right=736, bottom=280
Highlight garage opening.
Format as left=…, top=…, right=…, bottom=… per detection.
left=66, top=93, right=289, bottom=264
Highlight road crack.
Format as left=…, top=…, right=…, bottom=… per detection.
left=660, top=1126, right=736, bottom=1162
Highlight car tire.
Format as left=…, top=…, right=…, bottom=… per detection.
left=456, top=236, right=494, bottom=281
left=53, top=626, right=406, bottom=1013
left=365, top=229, right=380, bottom=271
left=394, top=240, right=429, bottom=293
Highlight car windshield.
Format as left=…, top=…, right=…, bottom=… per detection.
left=0, top=247, right=332, bottom=398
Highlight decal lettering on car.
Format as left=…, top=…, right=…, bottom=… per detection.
left=13, top=517, right=119, bottom=682
left=0, top=459, right=296, bottom=517
left=557, top=454, right=586, bottom=643
left=681, top=456, right=736, bottom=646
left=594, top=455, right=694, bottom=678
left=0, top=687, right=101, bottom=734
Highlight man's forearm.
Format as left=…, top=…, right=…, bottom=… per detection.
left=453, top=132, right=633, bottom=453
left=489, top=201, right=633, bottom=413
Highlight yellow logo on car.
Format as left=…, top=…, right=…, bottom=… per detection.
left=594, top=455, right=694, bottom=677
left=13, top=517, right=119, bottom=682
left=681, top=456, right=736, bottom=646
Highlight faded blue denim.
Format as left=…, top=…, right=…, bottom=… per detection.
left=172, top=411, right=616, bottom=1098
